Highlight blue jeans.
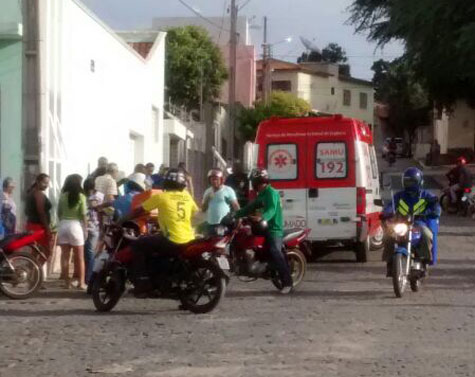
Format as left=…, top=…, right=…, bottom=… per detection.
left=84, top=230, right=99, bottom=284
left=266, top=233, right=292, bottom=287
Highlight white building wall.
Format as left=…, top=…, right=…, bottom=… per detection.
left=334, top=82, right=374, bottom=126
left=38, top=0, right=165, bottom=196
left=272, top=70, right=374, bottom=125
left=447, top=100, right=475, bottom=150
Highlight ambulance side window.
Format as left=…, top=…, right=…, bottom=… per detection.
left=315, top=142, right=347, bottom=179
left=369, top=146, right=378, bottom=179
left=266, top=144, right=298, bottom=180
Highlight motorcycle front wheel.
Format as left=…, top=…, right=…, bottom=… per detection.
left=92, top=267, right=124, bottom=312
left=179, top=259, right=226, bottom=314
left=0, top=251, right=43, bottom=299
left=392, top=253, right=407, bottom=298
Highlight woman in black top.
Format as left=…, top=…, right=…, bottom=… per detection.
left=25, top=174, right=52, bottom=265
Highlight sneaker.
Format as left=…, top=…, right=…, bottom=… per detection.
left=280, top=286, right=293, bottom=295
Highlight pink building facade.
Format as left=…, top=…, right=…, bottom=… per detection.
left=220, top=45, right=256, bottom=108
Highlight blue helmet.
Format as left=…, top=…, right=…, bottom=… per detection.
left=402, top=167, right=423, bottom=194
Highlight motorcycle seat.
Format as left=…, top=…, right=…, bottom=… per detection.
left=283, top=229, right=305, bottom=243
left=0, top=232, right=32, bottom=249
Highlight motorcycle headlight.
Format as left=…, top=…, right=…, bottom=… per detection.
left=393, top=223, right=408, bottom=236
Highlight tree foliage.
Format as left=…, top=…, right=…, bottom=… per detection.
left=372, top=58, right=431, bottom=143
left=297, top=42, right=348, bottom=64
left=165, top=26, right=228, bottom=110
left=238, top=91, right=311, bottom=141
left=348, top=0, right=475, bottom=107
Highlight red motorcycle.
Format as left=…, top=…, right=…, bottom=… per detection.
left=215, top=217, right=309, bottom=290
left=0, top=230, right=47, bottom=299
left=91, top=221, right=229, bottom=314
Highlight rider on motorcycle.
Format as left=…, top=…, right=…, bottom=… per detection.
left=201, top=168, right=240, bottom=235
left=382, top=167, right=441, bottom=275
left=447, top=156, right=473, bottom=206
left=121, top=168, right=199, bottom=295
left=234, top=168, right=293, bottom=294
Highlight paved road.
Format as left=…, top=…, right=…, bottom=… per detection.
left=1, top=220, right=475, bottom=376
left=1, top=157, right=474, bottom=377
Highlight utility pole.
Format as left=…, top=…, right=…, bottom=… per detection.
left=262, top=16, right=271, bottom=105
left=227, top=0, right=237, bottom=161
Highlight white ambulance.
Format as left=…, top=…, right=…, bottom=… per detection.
left=254, top=115, right=383, bottom=262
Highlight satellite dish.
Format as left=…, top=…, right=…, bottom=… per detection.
left=300, top=36, right=321, bottom=54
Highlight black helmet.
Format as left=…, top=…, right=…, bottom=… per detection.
left=164, top=168, right=187, bottom=191
left=250, top=168, right=269, bottom=189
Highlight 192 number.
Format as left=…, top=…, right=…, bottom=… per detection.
left=318, top=161, right=345, bottom=175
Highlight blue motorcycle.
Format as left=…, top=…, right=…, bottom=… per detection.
left=384, top=213, right=427, bottom=297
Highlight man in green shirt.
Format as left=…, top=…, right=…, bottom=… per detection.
left=235, top=168, right=293, bottom=294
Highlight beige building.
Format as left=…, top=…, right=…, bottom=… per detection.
left=257, top=59, right=374, bottom=126
left=434, top=100, right=475, bottom=154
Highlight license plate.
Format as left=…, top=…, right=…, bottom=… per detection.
left=319, top=218, right=333, bottom=225
left=216, top=256, right=230, bottom=270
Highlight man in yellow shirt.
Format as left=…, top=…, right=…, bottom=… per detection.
left=122, top=168, right=199, bottom=295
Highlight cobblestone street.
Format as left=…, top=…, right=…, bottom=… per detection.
left=1, top=211, right=474, bottom=377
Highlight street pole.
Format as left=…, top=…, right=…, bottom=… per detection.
left=262, top=16, right=271, bottom=105
left=227, top=0, right=237, bottom=161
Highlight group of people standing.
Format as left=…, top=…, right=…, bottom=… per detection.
left=0, top=156, right=294, bottom=294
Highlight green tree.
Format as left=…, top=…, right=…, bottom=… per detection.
left=238, top=91, right=311, bottom=141
left=166, top=26, right=228, bottom=110
left=297, top=42, right=348, bottom=64
left=372, top=58, right=431, bottom=147
left=348, top=0, right=475, bottom=107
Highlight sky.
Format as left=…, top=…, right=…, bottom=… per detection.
left=81, top=0, right=404, bottom=80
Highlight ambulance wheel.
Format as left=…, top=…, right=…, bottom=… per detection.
left=370, top=225, right=384, bottom=250
left=355, top=237, right=370, bottom=263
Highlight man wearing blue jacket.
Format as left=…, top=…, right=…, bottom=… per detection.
left=382, top=167, right=441, bottom=275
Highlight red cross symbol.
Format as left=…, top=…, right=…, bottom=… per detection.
left=274, top=154, right=288, bottom=168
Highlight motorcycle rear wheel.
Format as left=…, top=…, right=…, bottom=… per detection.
left=0, top=251, right=43, bottom=299
left=179, top=259, right=226, bottom=314
left=271, top=248, right=307, bottom=290
left=440, top=194, right=454, bottom=214
left=392, top=253, right=407, bottom=298
left=92, top=267, right=124, bottom=312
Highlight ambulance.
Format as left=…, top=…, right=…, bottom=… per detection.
left=254, top=114, right=383, bottom=262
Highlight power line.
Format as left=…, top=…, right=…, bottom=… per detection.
left=272, top=53, right=402, bottom=59
left=216, top=0, right=228, bottom=45
left=177, top=0, right=231, bottom=32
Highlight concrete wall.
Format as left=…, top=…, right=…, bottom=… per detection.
left=0, top=0, right=22, bottom=29
left=0, top=0, right=23, bottom=216
left=447, top=101, right=475, bottom=150
left=435, top=100, right=475, bottom=154
left=334, top=80, right=374, bottom=126
left=38, top=0, right=165, bottom=198
left=220, top=45, right=256, bottom=108
left=270, top=70, right=374, bottom=125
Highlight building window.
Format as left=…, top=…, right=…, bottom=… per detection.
left=343, top=89, right=351, bottom=106
left=152, top=107, right=160, bottom=143
left=266, top=144, right=298, bottom=181
left=272, top=80, right=292, bottom=92
left=359, top=92, right=368, bottom=109
left=331, top=87, right=335, bottom=95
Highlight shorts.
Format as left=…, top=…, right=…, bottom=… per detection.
left=57, top=219, right=85, bottom=246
